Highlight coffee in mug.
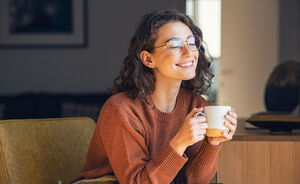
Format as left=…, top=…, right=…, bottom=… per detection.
left=204, top=106, right=231, bottom=137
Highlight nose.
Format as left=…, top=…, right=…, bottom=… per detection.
left=181, top=43, right=193, bottom=57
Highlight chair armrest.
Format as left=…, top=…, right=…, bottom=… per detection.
left=73, top=175, right=118, bottom=184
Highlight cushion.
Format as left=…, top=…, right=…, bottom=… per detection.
left=0, top=117, right=95, bottom=184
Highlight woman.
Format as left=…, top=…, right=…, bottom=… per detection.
left=73, top=9, right=237, bottom=184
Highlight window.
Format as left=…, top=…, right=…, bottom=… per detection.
left=186, top=0, right=221, bottom=104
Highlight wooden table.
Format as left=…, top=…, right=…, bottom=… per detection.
left=217, top=119, right=300, bottom=184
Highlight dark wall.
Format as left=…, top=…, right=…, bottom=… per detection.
left=279, top=0, right=300, bottom=63
left=0, top=0, right=185, bottom=95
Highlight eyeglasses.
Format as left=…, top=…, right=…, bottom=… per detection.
left=153, top=35, right=202, bottom=55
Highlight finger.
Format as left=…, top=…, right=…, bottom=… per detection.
left=187, top=107, right=204, bottom=119
left=190, top=116, right=206, bottom=124
left=222, top=131, right=232, bottom=140
left=193, top=128, right=207, bottom=136
left=229, top=109, right=238, bottom=119
left=224, top=122, right=236, bottom=133
left=186, top=108, right=199, bottom=119
left=192, top=122, right=208, bottom=130
left=194, top=111, right=206, bottom=117
left=199, top=122, right=208, bottom=129
left=225, top=114, right=237, bottom=126
left=193, top=134, right=205, bottom=142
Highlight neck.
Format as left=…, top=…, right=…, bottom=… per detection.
left=151, top=80, right=181, bottom=113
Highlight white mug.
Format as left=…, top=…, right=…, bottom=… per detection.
left=204, top=106, right=231, bottom=137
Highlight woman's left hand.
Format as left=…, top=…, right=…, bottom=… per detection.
left=207, top=109, right=238, bottom=146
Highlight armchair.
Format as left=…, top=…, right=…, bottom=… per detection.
left=0, top=117, right=112, bottom=184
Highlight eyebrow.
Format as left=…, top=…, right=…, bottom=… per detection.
left=162, top=34, right=194, bottom=44
left=158, top=37, right=178, bottom=45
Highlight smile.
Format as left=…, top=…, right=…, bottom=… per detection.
left=176, top=61, right=194, bottom=68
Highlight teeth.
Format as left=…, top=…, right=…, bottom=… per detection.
left=177, top=62, right=193, bottom=67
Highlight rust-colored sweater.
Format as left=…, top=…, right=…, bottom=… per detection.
left=73, top=89, right=221, bottom=184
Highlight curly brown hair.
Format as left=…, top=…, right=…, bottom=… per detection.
left=109, top=9, right=214, bottom=101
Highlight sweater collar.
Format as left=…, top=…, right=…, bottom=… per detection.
left=148, top=88, right=185, bottom=121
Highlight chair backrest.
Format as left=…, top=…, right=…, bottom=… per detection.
left=0, top=117, right=95, bottom=184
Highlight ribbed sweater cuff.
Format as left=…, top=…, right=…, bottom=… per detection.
left=153, top=144, right=188, bottom=178
left=197, top=140, right=221, bottom=166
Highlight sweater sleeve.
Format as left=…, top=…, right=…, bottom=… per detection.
left=172, top=93, right=220, bottom=183
left=178, top=138, right=221, bottom=184
left=99, top=104, right=188, bottom=184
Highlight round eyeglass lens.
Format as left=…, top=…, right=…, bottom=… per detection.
left=168, top=38, right=183, bottom=55
left=187, top=35, right=201, bottom=51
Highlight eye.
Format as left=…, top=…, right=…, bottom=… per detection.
left=187, top=35, right=202, bottom=49
left=168, top=38, right=183, bottom=49
left=187, top=36, right=196, bottom=46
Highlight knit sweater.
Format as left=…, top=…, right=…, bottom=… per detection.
left=73, top=88, right=221, bottom=184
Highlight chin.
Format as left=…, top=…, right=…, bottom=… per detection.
left=182, top=74, right=196, bottom=81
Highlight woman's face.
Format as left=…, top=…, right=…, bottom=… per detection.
left=150, top=21, right=199, bottom=83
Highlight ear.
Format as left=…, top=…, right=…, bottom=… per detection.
left=140, top=50, right=155, bottom=68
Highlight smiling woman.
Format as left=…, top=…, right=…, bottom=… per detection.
left=140, top=21, right=200, bottom=85
left=71, top=9, right=238, bottom=184
left=110, top=10, right=214, bottom=101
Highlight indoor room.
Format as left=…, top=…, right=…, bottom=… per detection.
left=0, top=0, right=299, bottom=183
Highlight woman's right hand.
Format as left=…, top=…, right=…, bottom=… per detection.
left=170, top=107, right=208, bottom=155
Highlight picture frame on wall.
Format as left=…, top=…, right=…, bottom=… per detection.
left=0, top=0, right=88, bottom=48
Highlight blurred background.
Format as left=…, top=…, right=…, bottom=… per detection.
left=0, top=0, right=299, bottom=120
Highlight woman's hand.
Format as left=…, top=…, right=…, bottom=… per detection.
left=170, top=108, right=208, bottom=155
left=207, top=109, right=238, bottom=146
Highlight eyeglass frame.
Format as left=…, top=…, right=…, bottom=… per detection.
left=153, top=34, right=202, bottom=55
